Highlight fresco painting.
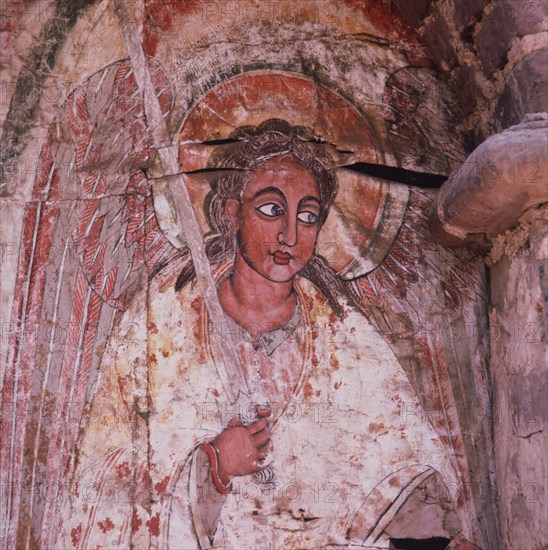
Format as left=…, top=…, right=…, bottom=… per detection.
left=5, top=1, right=533, bottom=548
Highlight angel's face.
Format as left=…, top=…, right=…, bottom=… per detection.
left=226, top=154, right=322, bottom=283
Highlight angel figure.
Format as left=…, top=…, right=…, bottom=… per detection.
left=53, top=119, right=471, bottom=550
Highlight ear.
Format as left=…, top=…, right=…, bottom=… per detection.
left=225, top=198, right=241, bottom=230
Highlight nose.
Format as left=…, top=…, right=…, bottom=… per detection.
left=277, top=215, right=297, bottom=247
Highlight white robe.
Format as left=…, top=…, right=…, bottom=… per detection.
left=56, top=260, right=458, bottom=549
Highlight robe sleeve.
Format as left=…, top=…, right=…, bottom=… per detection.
left=55, top=285, right=229, bottom=549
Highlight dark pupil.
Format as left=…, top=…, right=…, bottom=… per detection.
left=272, top=205, right=283, bottom=215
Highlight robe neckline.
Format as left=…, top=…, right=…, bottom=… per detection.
left=219, top=291, right=302, bottom=356
left=215, top=271, right=303, bottom=356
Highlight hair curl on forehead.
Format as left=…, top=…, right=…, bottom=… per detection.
left=208, top=119, right=338, bottom=226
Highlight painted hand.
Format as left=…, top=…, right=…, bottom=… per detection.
left=213, top=406, right=272, bottom=483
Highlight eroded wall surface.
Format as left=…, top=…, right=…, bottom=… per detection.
left=488, top=208, right=547, bottom=549
left=0, top=1, right=546, bottom=548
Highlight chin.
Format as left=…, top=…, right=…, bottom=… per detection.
left=262, top=269, right=296, bottom=283
left=265, top=273, right=296, bottom=283
left=255, top=262, right=302, bottom=284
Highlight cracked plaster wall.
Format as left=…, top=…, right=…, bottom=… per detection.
left=0, top=0, right=546, bottom=548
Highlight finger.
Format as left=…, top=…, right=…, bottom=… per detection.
left=247, top=417, right=267, bottom=434
left=253, top=452, right=270, bottom=468
left=254, top=447, right=273, bottom=469
left=252, top=429, right=270, bottom=448
left=256, top=405, right=271, bottom=418
left=227, top=415, right=242, bottom=428
left=251, top=430, right=270, bottom=449
left=256, top=439, right=272, bottom=456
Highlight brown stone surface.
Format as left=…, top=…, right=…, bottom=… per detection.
left=430, top=114, right=548, bottom=246
left=496, top=48, right=548, bottom=129
left=489, top=209, right=547, bottom=549
left=475, top=1, right=517, bottom=75
left=512, top=0, right=548, bottom=35
left=454, top=65, right=483, bottom=115
left=390, top=0, right=432, bottom=28
left=422, top=13, right=459, bottom=72
left=476, top=0, right=548, bottom=76
left=454, top=0, right=489, bottom=31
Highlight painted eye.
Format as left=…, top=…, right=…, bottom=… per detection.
left=297, top=211, right=319, bottom=225
left=257, top=203, right=284, bottom=217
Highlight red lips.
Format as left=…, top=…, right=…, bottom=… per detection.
left=272, top=251, right=292, bottom=265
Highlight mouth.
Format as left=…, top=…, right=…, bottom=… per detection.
left=272, top=251, right=292, bottom=265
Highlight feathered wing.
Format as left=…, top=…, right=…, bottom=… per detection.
left=352, top=187, right=497, bottom=545
left=0, top=58, right=181, bottom=549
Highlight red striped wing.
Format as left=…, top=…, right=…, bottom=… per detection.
left=353, top=188, right=494, bottom=540
left=0, top=58, right=181, bottom=549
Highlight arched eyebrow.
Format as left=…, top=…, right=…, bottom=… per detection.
left=299, top=196, right=321, bottom=208
left=252, top=186, right=286, bottom=202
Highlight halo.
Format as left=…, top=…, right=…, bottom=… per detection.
left=153, top=70, right=408, bottom=280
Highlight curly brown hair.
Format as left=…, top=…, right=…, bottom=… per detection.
left=175, top=119, right=358, bottom=317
